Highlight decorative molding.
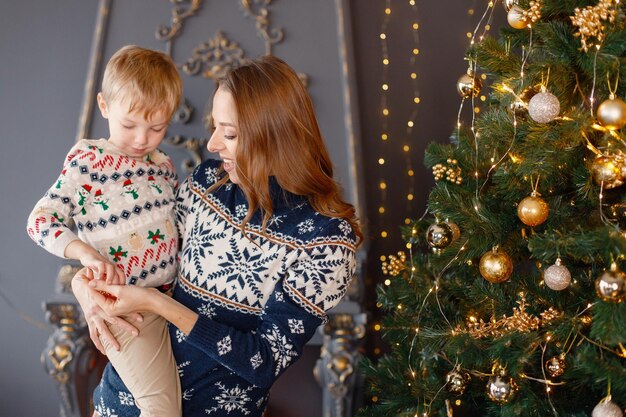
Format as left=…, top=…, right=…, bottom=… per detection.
left=42, top=265, right=107, bottom=417
left=314, top=313, right=367, bottom=417
left=75, top=0, right=111, bottom=143
left=181, top=31, right=248, bottom=80
left=156, top=0, right=202, bottom=42
left=165, top=135, right=208, bottom=173
left=240, top=0, right=284, bottom=55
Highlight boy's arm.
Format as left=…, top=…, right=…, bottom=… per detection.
left=64, top=240, right=125, bottom=284
left=26, top=140, right=125, bottom=284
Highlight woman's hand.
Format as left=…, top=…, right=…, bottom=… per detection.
left=71, top=268, right=141, bottom=354
left=87, top=278, right=159, bottom=317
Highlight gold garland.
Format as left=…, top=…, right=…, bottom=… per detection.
left=462, top=294, right=561, bottom=339
left=570, top=0, right=618, bottom=52
left=381, top=251, right=407, bottom=276
left=523, top=0, right=543, bottom=24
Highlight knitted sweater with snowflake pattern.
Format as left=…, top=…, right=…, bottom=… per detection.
left=93, top=158, right=358, bottom=417
left=26, top=139, right=179, bottom=287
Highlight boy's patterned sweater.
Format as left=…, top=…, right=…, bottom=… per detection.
left=94, top=159, right=358, bottom=417
left=27, top=139, right=179, bottom=287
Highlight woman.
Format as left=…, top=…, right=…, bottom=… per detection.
left=73, top=55, right=362, bottom=417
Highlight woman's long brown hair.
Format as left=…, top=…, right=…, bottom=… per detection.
left=211, top=55, right=362, bottom=245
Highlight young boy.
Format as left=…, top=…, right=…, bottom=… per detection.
left=27, top=45, right=183, bottom=416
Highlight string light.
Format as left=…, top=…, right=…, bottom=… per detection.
left=376, top=0, right=422, bottom=242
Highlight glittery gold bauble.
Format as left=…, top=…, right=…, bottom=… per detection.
left=595, top=265, right=626, bottom=303
left=592, top=399, right=624, bottom=417
left=590, top=155, right=624, bottom=189
left=528, top=91, right=560, bottom=123
left=507, top=5, right=529, bottom=29
left=597, top=96, right=626, bottom=131
left=545, top=355, right=566, bottom=377
left=426, top=222, right=454, bottom=249
left=445, top=369, right=471, bottom=395
left=457, top=73, right=482, bottom=98
left=486, top=373, right=518, bottom=404
left=517, top=194, right=549, bottom=226
left=543, top=258, right=571, bottom=291
left=479, top=249, right=514, bottom=283
left=503, top=0, right=519, bottom=12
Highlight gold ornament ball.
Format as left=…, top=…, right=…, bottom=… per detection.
left=517, top=195, right=549, bottom=226
left=486, top=374, right=518, bottom=404
left=592, top=399, right=624, bottom=417
left=595, top=268, right=626, bottom=303
left=597, top=97, right=626, bottom=131
left=426, top=222, right=454, bottom=249
left=528, top=91, right=560, bottom=123
left=445, top=369, right=471, bottom=395
left=503, top=0, right=519, bottom=12
left=545, top=355, right=566, bottom=378
left=507, top=5, right=528, bottom=29
left=479, top=249, right=514, bottom=283
left=447, top=221, right=461, bottom=242
left=543, top=259, right=571, bottom=291
left=590, top=155, right=624, bottom=189
left=457, top=73, right=482, bottom=99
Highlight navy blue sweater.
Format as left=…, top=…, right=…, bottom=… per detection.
left=93, top=159, right=357, bottom=416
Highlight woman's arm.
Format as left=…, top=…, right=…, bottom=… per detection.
left=71, top=268, right=140, bottom=353
left=87, top=279, right=198, bottom=335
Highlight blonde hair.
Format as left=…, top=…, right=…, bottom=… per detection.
left=101, top=45, right=182, bottom=120
left=212, top=55, right=363, bottom=245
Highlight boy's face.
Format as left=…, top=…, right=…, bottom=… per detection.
left=97, top=93, right=170, bottom=158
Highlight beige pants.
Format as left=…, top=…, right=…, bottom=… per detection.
left=100, top=312, right=182, bottom=417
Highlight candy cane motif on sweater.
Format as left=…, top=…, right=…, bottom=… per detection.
left=141, top=248, right=155, bottom=268
left=125, top=256, right=140, bottom=276
left=115, top=155, right=138, bottom=171
left=33, top=216, right=47, bottom=233
left=156, top=242, right=168, bottom=261
left=92, top=155, right=115, bottom=170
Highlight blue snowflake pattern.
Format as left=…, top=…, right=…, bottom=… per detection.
left=198, top=302, right=216, bottom=318
left=297, top=219, right=315, bottom=234
left=261, top=324, right=298, bottom=376
left=205, top=382, right=254, bottom=415
left=338, top=219, right=352, bottom=236
left=235, top=204, right=247, bottom=218
left=118, top=391, right=134, bottom=406
left=205, top=166, right=220, bottom=184
left=182, top=215, right=226, bottom=280
left=289, top=249, right=352, bottom=312
left=209, top=238, right=280, bottom=306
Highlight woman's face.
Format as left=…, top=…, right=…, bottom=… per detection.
left=207, top=87, right=240, bottom=184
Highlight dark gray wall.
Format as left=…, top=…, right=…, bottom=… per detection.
left=0, top=2, right=99, bottom=416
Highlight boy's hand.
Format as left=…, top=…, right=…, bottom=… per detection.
left=64, top=240, right=126, bottom=285
left=80, top=252, right=126, bottom=285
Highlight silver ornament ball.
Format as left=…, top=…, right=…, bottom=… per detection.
left=544, top=259, right=571, bottom=291
left=486, top=374, right=518, bottom=404
left=595, top=269, right=626, bottom=303
left=426, top=222, right=454, bottom=249
left=445, top=369, right=471, bottom=395
left=528, top=91, right=560, bottom=123
left=592, top=400, right=624, bottom=417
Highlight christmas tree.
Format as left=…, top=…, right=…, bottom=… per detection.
left=360, top=1, right=626, bottom=416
